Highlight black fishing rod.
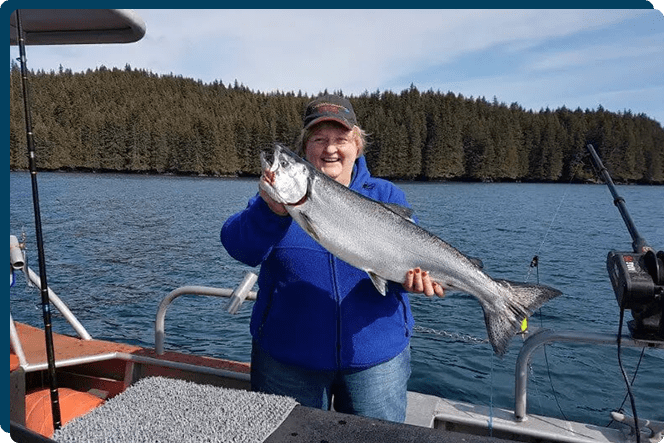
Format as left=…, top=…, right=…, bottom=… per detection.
left=14, top=9, right=62, bottom=431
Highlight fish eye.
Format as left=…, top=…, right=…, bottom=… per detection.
left=280, top=160, right=289, bottom=168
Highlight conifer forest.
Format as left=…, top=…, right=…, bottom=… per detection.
left=9, top=63, right=664, bottom=184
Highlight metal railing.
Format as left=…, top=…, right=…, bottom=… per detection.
left=154, top=272, right=257, bottom=355
left=514, top=328, right=664, bottom=421
left=10, top=235, right=92, bottom=368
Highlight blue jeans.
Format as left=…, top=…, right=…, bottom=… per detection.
left=251, top=342, right=411, bottom=423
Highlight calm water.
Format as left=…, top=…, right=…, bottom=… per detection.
left=9, top=171, right=664, bottom=426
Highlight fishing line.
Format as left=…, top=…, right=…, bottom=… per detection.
left=523, top=185, right=571, bottom=284
left=488, top=353, right=494, bottom=437
left=523, top=152, right=584, bottom=285
left=526, top=256, right=570, bottom=422
left=523, top=257, right=546, bottom=416
left=540, top=328, right=569, bottom=422
left=520, top=163, right=580, bottom=422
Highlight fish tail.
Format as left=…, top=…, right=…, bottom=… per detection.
left=483, top=280, right=562, bottom=356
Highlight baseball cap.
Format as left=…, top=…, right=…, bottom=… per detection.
left=303, top=95, right=357, bottom=130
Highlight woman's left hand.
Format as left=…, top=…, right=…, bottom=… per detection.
left=403, top=268, right=445, bottom=298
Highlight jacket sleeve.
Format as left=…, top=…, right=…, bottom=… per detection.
left=220, top=194, right=292, bottom=267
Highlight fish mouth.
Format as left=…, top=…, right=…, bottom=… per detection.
left=260, top=147, right=280, bottom=173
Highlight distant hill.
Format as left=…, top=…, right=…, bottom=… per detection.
left=10, top=64, right=664, bottom=184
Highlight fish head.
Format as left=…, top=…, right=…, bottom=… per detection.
left=260, top=144, right=310, bottom=205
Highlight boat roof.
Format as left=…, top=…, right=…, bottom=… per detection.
left=9, top=9, right=146, bottom=46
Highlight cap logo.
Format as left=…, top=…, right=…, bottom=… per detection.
left=315, top=103, right=349, bottom=115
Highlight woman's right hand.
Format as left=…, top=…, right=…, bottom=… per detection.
left=260, top=170, right=289, bottom=216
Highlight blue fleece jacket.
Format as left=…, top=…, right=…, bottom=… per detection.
left=221, top=156, right=414, bottom=371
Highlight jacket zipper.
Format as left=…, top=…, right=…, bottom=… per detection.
left=329, top=253, right=342, bottom=369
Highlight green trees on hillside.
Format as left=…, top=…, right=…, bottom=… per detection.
left=9, top=63, right=664, bottom=183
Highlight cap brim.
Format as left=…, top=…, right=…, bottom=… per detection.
left=304, top=116, right=353, bottom=131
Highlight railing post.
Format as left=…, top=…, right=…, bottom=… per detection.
left=226, top=272, right=258, bottom=315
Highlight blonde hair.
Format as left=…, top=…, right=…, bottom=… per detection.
left=296, top=122, right=368, bottom=157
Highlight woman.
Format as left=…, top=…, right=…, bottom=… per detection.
left=221, top=95, right=443, bottom=422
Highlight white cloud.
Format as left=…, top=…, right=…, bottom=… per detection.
left=528, top=35, right=663, bottom=73
left=125, top=9, right=649, bottom=94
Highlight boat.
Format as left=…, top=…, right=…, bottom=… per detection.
left=8, top=9, right=664, bottom=443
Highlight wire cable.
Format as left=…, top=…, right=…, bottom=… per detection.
left=617, top=308, right=641, bottom=443
left=606, top=346, right=646, bottom=427
left=617, top=347, right=646, bottom=414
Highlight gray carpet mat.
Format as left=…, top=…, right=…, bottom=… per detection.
left=53, top=376, right=298, bottom=443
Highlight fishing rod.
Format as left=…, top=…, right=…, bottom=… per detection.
left=14, top=9, right=62, bottom=431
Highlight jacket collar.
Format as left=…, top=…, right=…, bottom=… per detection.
left=349, top=156, right=371, bottom=191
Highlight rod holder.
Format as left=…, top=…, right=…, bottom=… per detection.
left=10, top=235, right=25, bottom=270
left=226, top=272, right=258, bottom=315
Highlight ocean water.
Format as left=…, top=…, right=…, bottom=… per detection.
left=9, top=171, right=664, bottom=426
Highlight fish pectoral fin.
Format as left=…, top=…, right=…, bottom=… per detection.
left=367, top=271, right=388, bottom=296
left=381, top=203, right=415, bottom=222
left=299, top=212, right=320, bottom=242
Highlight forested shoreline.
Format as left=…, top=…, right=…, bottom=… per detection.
left=9, top=63, right=664, bottom=184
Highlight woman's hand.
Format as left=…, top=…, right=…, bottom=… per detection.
left=403, top=268, right=445, bottom=298
left=260, top=169, right=289, bottom=216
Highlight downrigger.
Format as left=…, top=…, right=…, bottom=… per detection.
left=588, top=144, right=664, bottom=341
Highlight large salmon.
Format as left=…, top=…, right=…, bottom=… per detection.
left=259, top=144, right=562, bottom=355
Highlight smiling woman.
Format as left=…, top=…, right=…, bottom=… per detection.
left=297, top=95, right=364, bottom=186
left=221, top=94, right=445, bottom=424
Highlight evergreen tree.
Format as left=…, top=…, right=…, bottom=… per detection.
left=8, top=65, right=664, bottom=184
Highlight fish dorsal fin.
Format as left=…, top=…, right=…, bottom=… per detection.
left=469, top=257, right=484, bottom=269
left=382, top=203, right=414, bottom=221
left=367, top=271, right=388, bottom=296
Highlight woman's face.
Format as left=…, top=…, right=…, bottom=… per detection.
left=305, top=122, right=360, bottom=186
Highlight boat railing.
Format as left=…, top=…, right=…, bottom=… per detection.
left=20, top=265, right=92, bottom=340
left=154, top=272, right=258, bottom=355
left=515, top=328, right=664, bottom=422
left=10, top=235, right=93, bottom=367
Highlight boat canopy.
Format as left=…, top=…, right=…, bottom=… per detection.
left=10, top=9, right=146, bottom=46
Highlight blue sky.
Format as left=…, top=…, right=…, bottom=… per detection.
left=7, top=8, right=664, bottom=125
